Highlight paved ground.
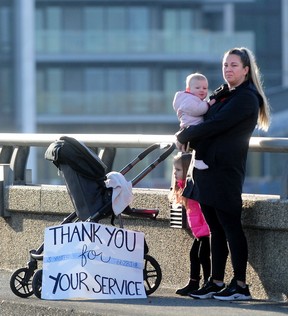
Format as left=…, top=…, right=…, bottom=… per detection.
left=1, top=269, right=287, bottom=316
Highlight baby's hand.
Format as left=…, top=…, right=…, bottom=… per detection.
left=208, top=99, right=216, bottom=106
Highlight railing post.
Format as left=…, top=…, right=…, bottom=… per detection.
left=10, top=146, right=30, bottom=184
left=0, top=164, right=13, bottom=217
left=0, top=146, right=14, bottom=164
left=98, top=147, right=116, bottom=173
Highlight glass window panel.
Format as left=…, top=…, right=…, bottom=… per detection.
left=0, top=67, right=12, bottom=114
left=85, top=68, right=106, bottom=114
left=0, top=2, right=13, bottom=131
left=127, top=7, right=150, bottom=52
left=0, top=5, right=10, bottom=53
left=63, top=69, right=82, bottom=91
left=63, top=7, right=82, bottom=30
left=46, top=7, right=61, bottom=52
left=107, top=68, right=127, bottom=91
left=128, top=7, right=149, bottom=30
left=163, top=10, right=177, bottom=30
left=47, top=68, right=62, bottom=91
left=85, top=68, right=106, bottom=91
left=178, top=10, right=192, bottom=29
left=130, top=68, right=149, bottom=90
left=84, top=7, right=104, bottom=30
left=35, top=9, right=45, bottom=52
left=164, top=70, right=177, bottom=113
left=84, top=7, right=105, bottom=52
left=36, top=69, right=45, bottom=113
left=107, top=68, right=127, bottom=113
left=62, top=69, right=83, bottom=113
left=203, top=12, right=223, bottom=31
left=107, top=7, right=126, bottom=29
left=46, top=7, right=61, bottom=29
left=105, top=7, right=126, bottom=51
left=164, top=8, right=202, bottom=31
left=35, top=8, right=44, bottom=29
left=62, top=7, right=83, bottom=51
left=129, top=68, right=149, bottom=114
left=46, top=68, right=62, bottom=113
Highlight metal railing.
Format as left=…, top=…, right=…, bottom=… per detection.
left=0, top=133, right=288, bottom=198
left=2, top=133, right=288, bottom=151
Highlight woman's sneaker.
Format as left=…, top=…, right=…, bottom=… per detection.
left=189, top=279, right=225, bottom=299
left=176, top=280, right=199, bottom=296
left=213, top=279, right=252, bottom=301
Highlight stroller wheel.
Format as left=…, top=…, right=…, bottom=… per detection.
left=10, top=267, right=34, bottom=298
left=143, top=254, right=162, bottom=295
left=32, top=269, right=43, bottom=299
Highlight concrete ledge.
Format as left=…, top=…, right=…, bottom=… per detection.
left=1, top=185, right=288, bottom=301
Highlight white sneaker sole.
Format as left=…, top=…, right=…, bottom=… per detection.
left=189, top=292, right=216, bottom=299
left=213, top=293, right=252, bottom=301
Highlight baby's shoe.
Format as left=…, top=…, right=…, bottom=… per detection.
left=194, top=159, right=209, bottom=170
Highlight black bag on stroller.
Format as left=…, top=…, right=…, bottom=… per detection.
left=45, top=136, right=113, bottom=221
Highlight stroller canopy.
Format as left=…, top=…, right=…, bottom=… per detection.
left=45, top=136, right=107, bottom=180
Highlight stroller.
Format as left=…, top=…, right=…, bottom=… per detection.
left=10, top=136, right=175, bottom=299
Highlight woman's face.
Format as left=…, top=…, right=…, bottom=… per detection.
left=173, top=161, right=184, bottom=181
left=222, top=53, right=249, bottom=88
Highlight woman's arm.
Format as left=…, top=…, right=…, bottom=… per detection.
left=176, top=90, right=259, bottom=146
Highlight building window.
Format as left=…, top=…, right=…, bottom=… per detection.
left=37, top=66, right=161, bottom=115
left=0, top=1, right=14, bottom=131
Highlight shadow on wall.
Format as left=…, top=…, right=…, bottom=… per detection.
left=246, top=228, right=288, bottom=301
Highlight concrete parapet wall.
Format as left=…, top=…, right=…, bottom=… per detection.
left=0, top=185, right=287, bottom=301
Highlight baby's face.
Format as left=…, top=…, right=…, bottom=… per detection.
left=189, top=79, right=208, bottom=100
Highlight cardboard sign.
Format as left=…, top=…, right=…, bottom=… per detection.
left=41, top=222, right=146, bottom=300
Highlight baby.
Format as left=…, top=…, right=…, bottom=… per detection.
left=173, top=72, right=215, bottom=170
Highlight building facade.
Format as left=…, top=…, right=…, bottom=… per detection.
left=0, top=0, right=14, bottom=131
left=1, top=0, right=287, bottom=192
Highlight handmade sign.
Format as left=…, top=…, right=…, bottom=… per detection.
left=41, top=222, right=146, bottom=300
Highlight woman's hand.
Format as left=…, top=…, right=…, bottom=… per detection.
left=174, top=134, right=190, bottom=152
left=175, top=127, right=192, bottom=145
left=208, top=83, right=230, bottom=103
left=176, top=140, right=187, bottom=152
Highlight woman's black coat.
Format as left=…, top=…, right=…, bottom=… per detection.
left=176, top=80, right=261, bottom=212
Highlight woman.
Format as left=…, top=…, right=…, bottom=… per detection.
left=176, top=47, right=270, bottom=301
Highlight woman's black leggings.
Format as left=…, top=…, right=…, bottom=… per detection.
left=190, top=236, right=211, bottom=282
left=200, top=203, right=248, bottom=283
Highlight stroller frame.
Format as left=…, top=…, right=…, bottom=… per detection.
left=10, top=136, right=175, bottom=299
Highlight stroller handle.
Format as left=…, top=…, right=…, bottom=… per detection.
left=90, top=143, right=175, bottom=223
left=120, top=142, right=176, bottom=178
left=126, top=142, right=176, bottom=186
